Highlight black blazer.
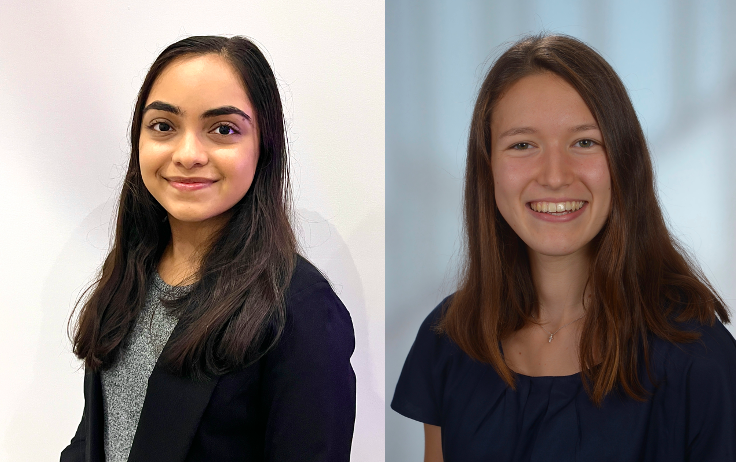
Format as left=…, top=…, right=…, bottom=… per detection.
left=61, top=257, right=356, bottom=461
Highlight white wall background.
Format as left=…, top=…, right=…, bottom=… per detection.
left=386, top=0, right=736, bottom=460
left=0, top=1, right=385, bottom=461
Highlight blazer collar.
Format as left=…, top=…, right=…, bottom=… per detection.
left=127, top=362, right=219, bottom=462
left=84, top=370, right=105, bottom=462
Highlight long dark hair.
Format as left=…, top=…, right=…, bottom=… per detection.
left=71, top=36, right=297, bottom=378
left=439, top=34, right=730, bottom=405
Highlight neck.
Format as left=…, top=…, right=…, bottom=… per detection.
left=160, top=213, right=229, bottom=284
left=528, top=245, right=591, bottom=326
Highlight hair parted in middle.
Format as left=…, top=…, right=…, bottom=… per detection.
left=439, top=33, right=729, bottom=405
left=71, top=36, right=297, bottom=379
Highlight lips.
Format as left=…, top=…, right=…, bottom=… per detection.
left=166, top=176, right=216, bottom=191
left=527, top=200, right=588, bottom=222
left=529, top=200, right=586, bottom=214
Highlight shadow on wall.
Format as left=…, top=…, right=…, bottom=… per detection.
left=295, top=208, right=385, bottom=462
left=4, top=203, right=383, bottom=461
left=5, top=200, right=114, bottom=460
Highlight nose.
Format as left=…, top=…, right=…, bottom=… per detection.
left=537, top=141, right=574, bottom=189
left=172, top=131, right=208, bottom=169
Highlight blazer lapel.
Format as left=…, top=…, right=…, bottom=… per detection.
left=127, top=325, right=220, bottom=462
left=84, top=370, right=105, bottom=462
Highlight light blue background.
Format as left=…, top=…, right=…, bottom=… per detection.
left=386, top=0, right=736, bottom=459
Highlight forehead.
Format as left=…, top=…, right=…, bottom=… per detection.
left=491, top=72, right=595, bottom=134
left=146, top=54, right=253, bottom=111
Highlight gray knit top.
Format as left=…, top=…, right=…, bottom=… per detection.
left=100, top=273, right=189, bottom=462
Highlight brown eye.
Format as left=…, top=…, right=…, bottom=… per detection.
left=152, top=122, right=172, bottom=132
left=512, top=142, right=530, bottom=150
left=213, top=124, right=238, bottom=136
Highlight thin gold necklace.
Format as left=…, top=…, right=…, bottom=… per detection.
left=531, top=312, right=585, bottom=343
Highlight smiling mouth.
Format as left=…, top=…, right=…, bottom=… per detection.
left=166, top=177, right=217, bottom=192
left=529, top=200, right=587, bottom=215
left=166, top=177, right=216, bottom=183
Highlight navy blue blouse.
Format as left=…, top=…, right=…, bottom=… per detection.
left=392, top=297, right=736, bottom=461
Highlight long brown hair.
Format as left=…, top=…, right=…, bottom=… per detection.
left=439, top=34, right=730, bottom=405
left=70, top=36, right=296, bottom=378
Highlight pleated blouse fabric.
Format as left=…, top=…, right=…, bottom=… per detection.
left=391, top=297, right=736, bottom=462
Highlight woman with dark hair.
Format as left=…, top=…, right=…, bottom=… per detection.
left=392, top=34, right=736, bottom=461
left=61, top=36, right=355, bottom=462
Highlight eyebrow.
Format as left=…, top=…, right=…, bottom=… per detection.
left=498, top=127, right=536, bottom=139
left=143, top=101, right=181, bottom=116
left=142, top=101, right=252, bottom=124
left=201, top=105, right=252, bottom=123
left=569, top=123, right=599, bottom=133
left=498, top=123, right=600, bottom=139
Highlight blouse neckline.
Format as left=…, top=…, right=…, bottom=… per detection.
left=499, top=341, right=583, bottom=380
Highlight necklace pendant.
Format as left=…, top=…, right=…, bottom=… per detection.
left=548, top=334, right=553, bottom=343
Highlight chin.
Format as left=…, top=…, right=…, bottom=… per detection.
left=164, top=208, right=214, bottom=224
left=534, top=248, right=580, bottom=258
left=525, top=240, right=584, bottom=258
left=167, top=205, right=236, bottom=226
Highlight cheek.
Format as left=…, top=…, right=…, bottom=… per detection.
left=137, top=140, right=172, bottom=201
left=138, top=146, right=155, bottom=188
left=492, top=160, right=524, bottom=211
left=580, top=158, right=612, bottom=217
left=585, top=159, right=611, bottom=196
left=138, top=140, right=162, bottom=179
left=224, top=149, right=259, bottom=192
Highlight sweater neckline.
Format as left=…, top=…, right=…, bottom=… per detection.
left=152, top=271, right=194, bottom=295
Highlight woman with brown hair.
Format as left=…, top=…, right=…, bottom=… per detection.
left=61, top=36, right=355, bottom=461
left=392, top=34, right=736, bottom=461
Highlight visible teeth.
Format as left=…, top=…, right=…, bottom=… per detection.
left=531, top=201, right=585, bottom=213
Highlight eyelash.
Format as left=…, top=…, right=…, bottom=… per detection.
left=212, top=123, right=240, bottom=136
left=146, top=121, right=241, bottom=136
left=149, top=121, right=174, bottom=132
left=574, top=139, right=597, bottom=148
left=509, top=139, right=598, bottom=150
